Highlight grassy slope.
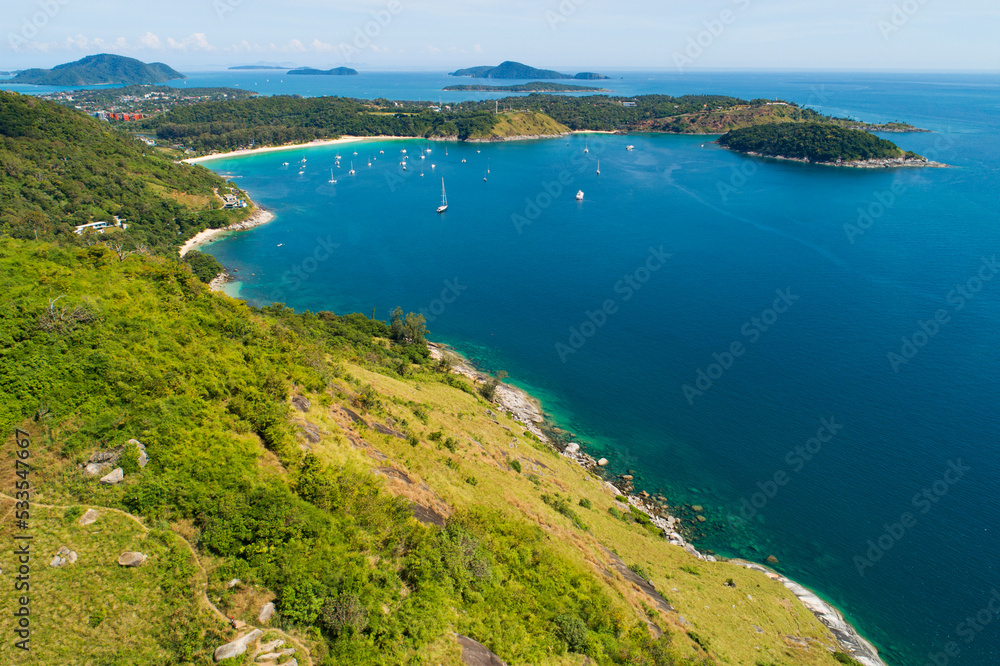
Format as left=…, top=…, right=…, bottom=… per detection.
left=0, top=239, right=863, bottom=665
left=473, top=111, right=570, bottom=139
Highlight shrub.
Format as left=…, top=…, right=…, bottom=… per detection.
left=509, top=460, right=522, bottom=473
left=578, top=498, right=592, bottom=509
left=553, top=613, right=587, bottom=653
left=320, top=594, right=369, bottom=637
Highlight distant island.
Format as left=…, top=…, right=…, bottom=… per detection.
left=10, top=54, right=185, bottom=86
left=287, top=67, right=358, bottom=76
left=228, top=65, right=293, bottom=70
left=450, top=61, right=609, bottom=80
left=443, top=82, right=610, bottom=93
left=717, top=123, right=943, bottom=168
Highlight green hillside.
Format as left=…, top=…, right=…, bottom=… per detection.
left=0, top=91, right=872, bottom=665
left=11, top=54, right=185, bottom=86
left=0, top=91, right=250, bottom=250
left=717, top=123, right=908, bottom=163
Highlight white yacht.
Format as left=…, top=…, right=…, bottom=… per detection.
left=436, top=178, right=448, bottom=213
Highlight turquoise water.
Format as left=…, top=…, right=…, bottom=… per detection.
left=197, top=72, right=999, bottom=666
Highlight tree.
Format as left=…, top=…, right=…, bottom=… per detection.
left=479, top=370, right=508, bottom=402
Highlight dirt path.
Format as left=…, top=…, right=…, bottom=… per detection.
left=0, top=492, right=313, bottom=665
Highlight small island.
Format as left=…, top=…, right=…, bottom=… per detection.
left=717, top=123, right=945, bottom=168
left=443, top=81, right=610, bottom=93
left=287, top=67, right=359, bottom=76
left=450, top=61, right=609, bottom=80
left=11, top=54, right=185, bottom=86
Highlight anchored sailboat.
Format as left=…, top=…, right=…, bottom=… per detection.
left=436, top=178, right=448, bottom=213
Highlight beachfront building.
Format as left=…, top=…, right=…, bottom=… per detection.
left=74, top=216, right=129, bottom=235
left=221, top=194, right=248, bottom=210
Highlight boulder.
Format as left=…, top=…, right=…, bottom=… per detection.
left=57, top=546, right=70, bottom=556
left=766, top=555, right=779, bottom=565
left=258, top=639, right=284, bottom=653
left=100, top=468, right=124, bottom=485
left=621, top=474, right=633, bottom=481
left=49, top=555, right=65, bottom=567
left=597, top=458, right=608, bottom=466
left=457, top=634, right=508, bottom=665
left=79, top=509, right=100, bottom=525
left=117, top=551, right=147, bottom=567
left=564, top=442, right=580, bottom=454
left=696, top=515, right=707, bottom=523
left=256, top=649, right=294, bottom=661
left=67, top=551, right=78, bottom=563
left=84, top=462, right=111, bottom=477
left=292, top=395, right=311, bottom=412
left=258, top=601, right=275, bottom=623
left=129, top=439, right=149, bottom=468
left=214, top=628, right=261, bottom=662
left=692, top=505, right=704, bottom=513
left=226, top=578, right=241, bottom=589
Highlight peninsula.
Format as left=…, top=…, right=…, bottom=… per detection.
left=10, top=53, right=185, bottom=85
left=444, top=81, right=610, bottom=93
left=450, top=60, right=609, bottom=80
left=717, top=123, right=945, bottom=168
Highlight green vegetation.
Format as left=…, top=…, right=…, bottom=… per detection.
left=11, top=53, right=185, bottom=86
left=449, top=61, right=608, bottom=80
left=0, top=90, right=875, bottom=665
left=717, top=123, right=907, bottom=163
left=0, top=91, right=250, bottom=251
left=183, top=250, right=225, bottom=283
left=444, top=82, right=609, bottom=92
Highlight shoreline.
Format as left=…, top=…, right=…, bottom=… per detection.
left=179, top=206, right=276, bottom=257
left=183, top=135, right=425, bottom=165
left=428, top=338, right=887, bottom=666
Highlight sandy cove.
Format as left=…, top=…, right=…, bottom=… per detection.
left=428, top=339, right=887, bottom=666
left=179, top=206, right=275, bottom=257
left=182, top=135, right=428, bottom=165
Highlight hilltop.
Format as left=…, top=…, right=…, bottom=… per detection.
left=0, top=91, right=878, bottom=665
left=11, top=54, right=185, bottom=86
left=450, top=61, right=609, bottom=80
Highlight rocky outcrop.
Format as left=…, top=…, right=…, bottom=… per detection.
left=117, top=551, right=147, bottom=567
left=291, top=395, right=311, bottom=412
left=100, top=468, right=124, bottom=484
left=257, top=601, right=275, bottom=623
left=214, top=628, right=261, bottom=662
left=79, top=508, right=100, bottom=525
left=456, top=634, right=507, bottom=666
left=128, top=439, right=148, bottom=467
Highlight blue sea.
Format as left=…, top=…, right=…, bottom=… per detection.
left=12, top=69, right=998, bottom=665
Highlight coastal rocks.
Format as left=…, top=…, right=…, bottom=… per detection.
left=100, top=468, right=124, bottom=485
left=258, top=601, right=275, bottom=623
left=597, top=458, right=608, bottom=466
left=564, top=442, right=580, bottom=454
left=214, top=628, right=262, bottom=662
left=691, top=505, right=704, bottom=513
left=79, top=509, right=100, bottom=525
left=766, top=555, right=779, bottom=565
left=128, top=439, right=148, bottom=468
left=117, top=551, right=147, bottom=567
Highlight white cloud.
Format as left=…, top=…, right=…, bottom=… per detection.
left=139, top=32, right=162, bottom=49
left=166, top=33, right=215, bottom=51
left=287, top=38, right=306, bottom=52
left=312, top=38, right=334, bottom=52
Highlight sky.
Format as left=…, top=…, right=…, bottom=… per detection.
left=2, top=0, right=998, bottom=72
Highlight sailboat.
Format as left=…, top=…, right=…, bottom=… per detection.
left=329, top=168, right=337, bottom=184
left=584, top=139, right=589, bottom=154
left=348, top=161, right=355, bottom=175
left=576, top=190, right=584, bottom=201
left=487, top=159, right=490, bottom=174
left=596, top=159, right=600, bottom=175
left=436, top=178, right=448, bottom=213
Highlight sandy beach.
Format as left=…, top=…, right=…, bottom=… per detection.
left=183, top=135, right=426, bottom=165
left=178, top=207, right=276, bottom=257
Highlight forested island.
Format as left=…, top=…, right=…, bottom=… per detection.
left=0, top=88, right=878, bottom=665
left=450, top=60, right=609, bottom=80
left=10, top=53, right=185, bottom=85
left=444, top=82, right=610, bottom=92
left=287, top=67, right=359, bottom=76
left=717, top=123, right=942, bottom=167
